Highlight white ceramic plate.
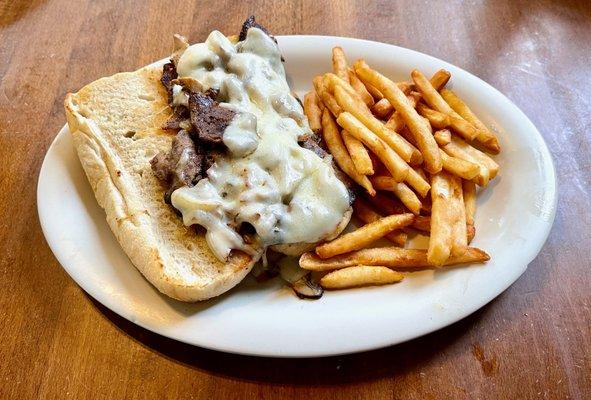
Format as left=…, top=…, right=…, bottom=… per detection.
left=38, top=36, right=556, bottom=357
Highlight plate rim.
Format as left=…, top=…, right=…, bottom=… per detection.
left=37, top=35, right=557, bottom=357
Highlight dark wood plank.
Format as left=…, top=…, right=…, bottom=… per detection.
left=0, top=0, right=589, bottom=399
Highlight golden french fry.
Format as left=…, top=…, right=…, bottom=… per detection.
left=321, top=109, right=375, bottom=195
left=467, top=224, right=476, bottom=244
left=363, top=192, right=407, bottom=215
left=303, top=91, right=322, bottom=133
left=385, top=92, right=422, bottom=132
left=428, top=172, right=456, bottom=266
left=366, top=81, right=411, bottom=98
left=371, top=98, right=394, bottom=119
left=300, top=246, right=490, bottom=271
left=353, top=199, right=407, bottom=246
left=440, top=149, right=480, bottom=180
left=433, top=128, right=452, bottom=145
left=342, top=130, right=374, bottom=175
left=411, top=69, right=478, bottom=141
left=440, top=89, right=500, bottom=154
left=365, top=82, right=384, bottom=100
left=404, top=167, right=431, bottom=198
left=313, top=75, right=342, bottom=117
left=333, top=85, right=421, bottom=164
left=348, top=68, right=374, bottom=107
left=316, top=94, right=326, bottom=111
left=354, top=60, right=442, bottom=174
left=371, top=176, right=422, bottom=215
left=416, top=103, right=450, bottom=129
left=320, top=266, right=404, bottom=289
left=414, top=166, right=428, bottom=181
left=397, top=126, right=418, bottom=149
left=463, top=180, right=477, bottom=243
left=463, top=180, right=476, bottom=226
left=449, top=174, right=467, bottom=256
left=332, top=46, right=350, bottom=83
left=397, top=81, right=413, bottom=94
left=386, top=69, right=447, bottom=133
left=441, top=135, right=499, bottom=185
left=412, top=215, right=431, bottom=232
left=315, top=213, right=415, bottom=259
left=323, top=73, right=371, bottom=114
left=336, top=112, right=410, bottom=182
left=430, top=69, right=451, bottom=91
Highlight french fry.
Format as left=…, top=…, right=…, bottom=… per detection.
left=332, top=47, right=350, bottom=83
left=440, top=89, right=500, bottom=153
left=363, top=192, right=407, bottom=215
left=397, top=81, right=414, bottom=95
left=414, top=166, right=428, bottom=182
left=336, top=112, right=409, bottom=182
left=342, top=131, right=374, bottom=175
left=463, top=180, right=477, bottom=243
left=365, top=82, right=384, bottom=100
left=428, top=172, right=456, bottom=266
left=385, top=69, right=447, bottom=133
left=449, top=174, right=468, bottom=255
left=303, top=91, right=322, bottom=133
left=371, top=176, right=422, bottom=215
left=300, top=247, right=490, bottom=271
left=412, top=215, right=431, bottom=232
left=371, top=98, right=394, bottom=119
left=368, top=152, right=388, bottom=175
left=323, top=73, right=368, bottom=111
left=333, top=85, right=421, bottom=164
left=411, top=69, right=478, bottom=141
left=320, top=266, right=404, bottom=289
left=354, top=60, right=442, bottom=174
left=467, top=224, right=476, bottom=244
left=440, top=149, right=480, bottom=180
left=397, top=126, right=418, bottom=150
left=353, top=199, right=407, bottom=246
left=416, top=103, right=450, bottom=129
left=348, top=68, right=374, bottom=106
left=385, top=92, right=422, bottom=132
left=404, top=167, right=431, bottom=198
left=409, top=214, right=474, bottom=243
left=313, top=76, right=342, bottom=117
left=321, top=109, right=375, bottom=195
left=433, top=129, right=452, bottom=145
left=430, top=69, right=451, bottom=91
left=315, top=213, right=415, bottom=259
left=441, top=135, right=499, bottom=185
left=317, top=96, right=325, bottom=111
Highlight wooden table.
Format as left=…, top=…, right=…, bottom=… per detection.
left=1, top=1, right=589, bottom=398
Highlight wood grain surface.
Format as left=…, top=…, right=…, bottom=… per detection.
left=1, top=0, right=590, bottom=398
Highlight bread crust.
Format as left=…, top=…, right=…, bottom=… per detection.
left=64, top=66, right=253, bottom=302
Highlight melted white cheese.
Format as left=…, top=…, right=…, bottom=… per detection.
left=171, top=28, right=350, bottom=261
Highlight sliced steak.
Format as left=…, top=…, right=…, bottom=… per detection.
left=299, top=135, right=327, bottom=158
left=203, top=145, right=225, bottom=171
left=161, top=62, right=178, bottom=104
left=162, top=107, right=190, bottom=131
left=150, top=130, right=203, bottom=203
left=239, top=15, right=272, bottom=41
left=188, top=90, right=235, bottom=145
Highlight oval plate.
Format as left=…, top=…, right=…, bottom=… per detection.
left=38, top=36, right=556, bottom=357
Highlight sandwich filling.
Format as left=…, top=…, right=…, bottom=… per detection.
left=152, top=17, right=351, bottom=261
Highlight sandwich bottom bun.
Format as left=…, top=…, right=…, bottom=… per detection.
left=64, top=66, right=253, bottom=302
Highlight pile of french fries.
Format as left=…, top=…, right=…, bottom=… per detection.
left=301, top=47, right=500, bottom=291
